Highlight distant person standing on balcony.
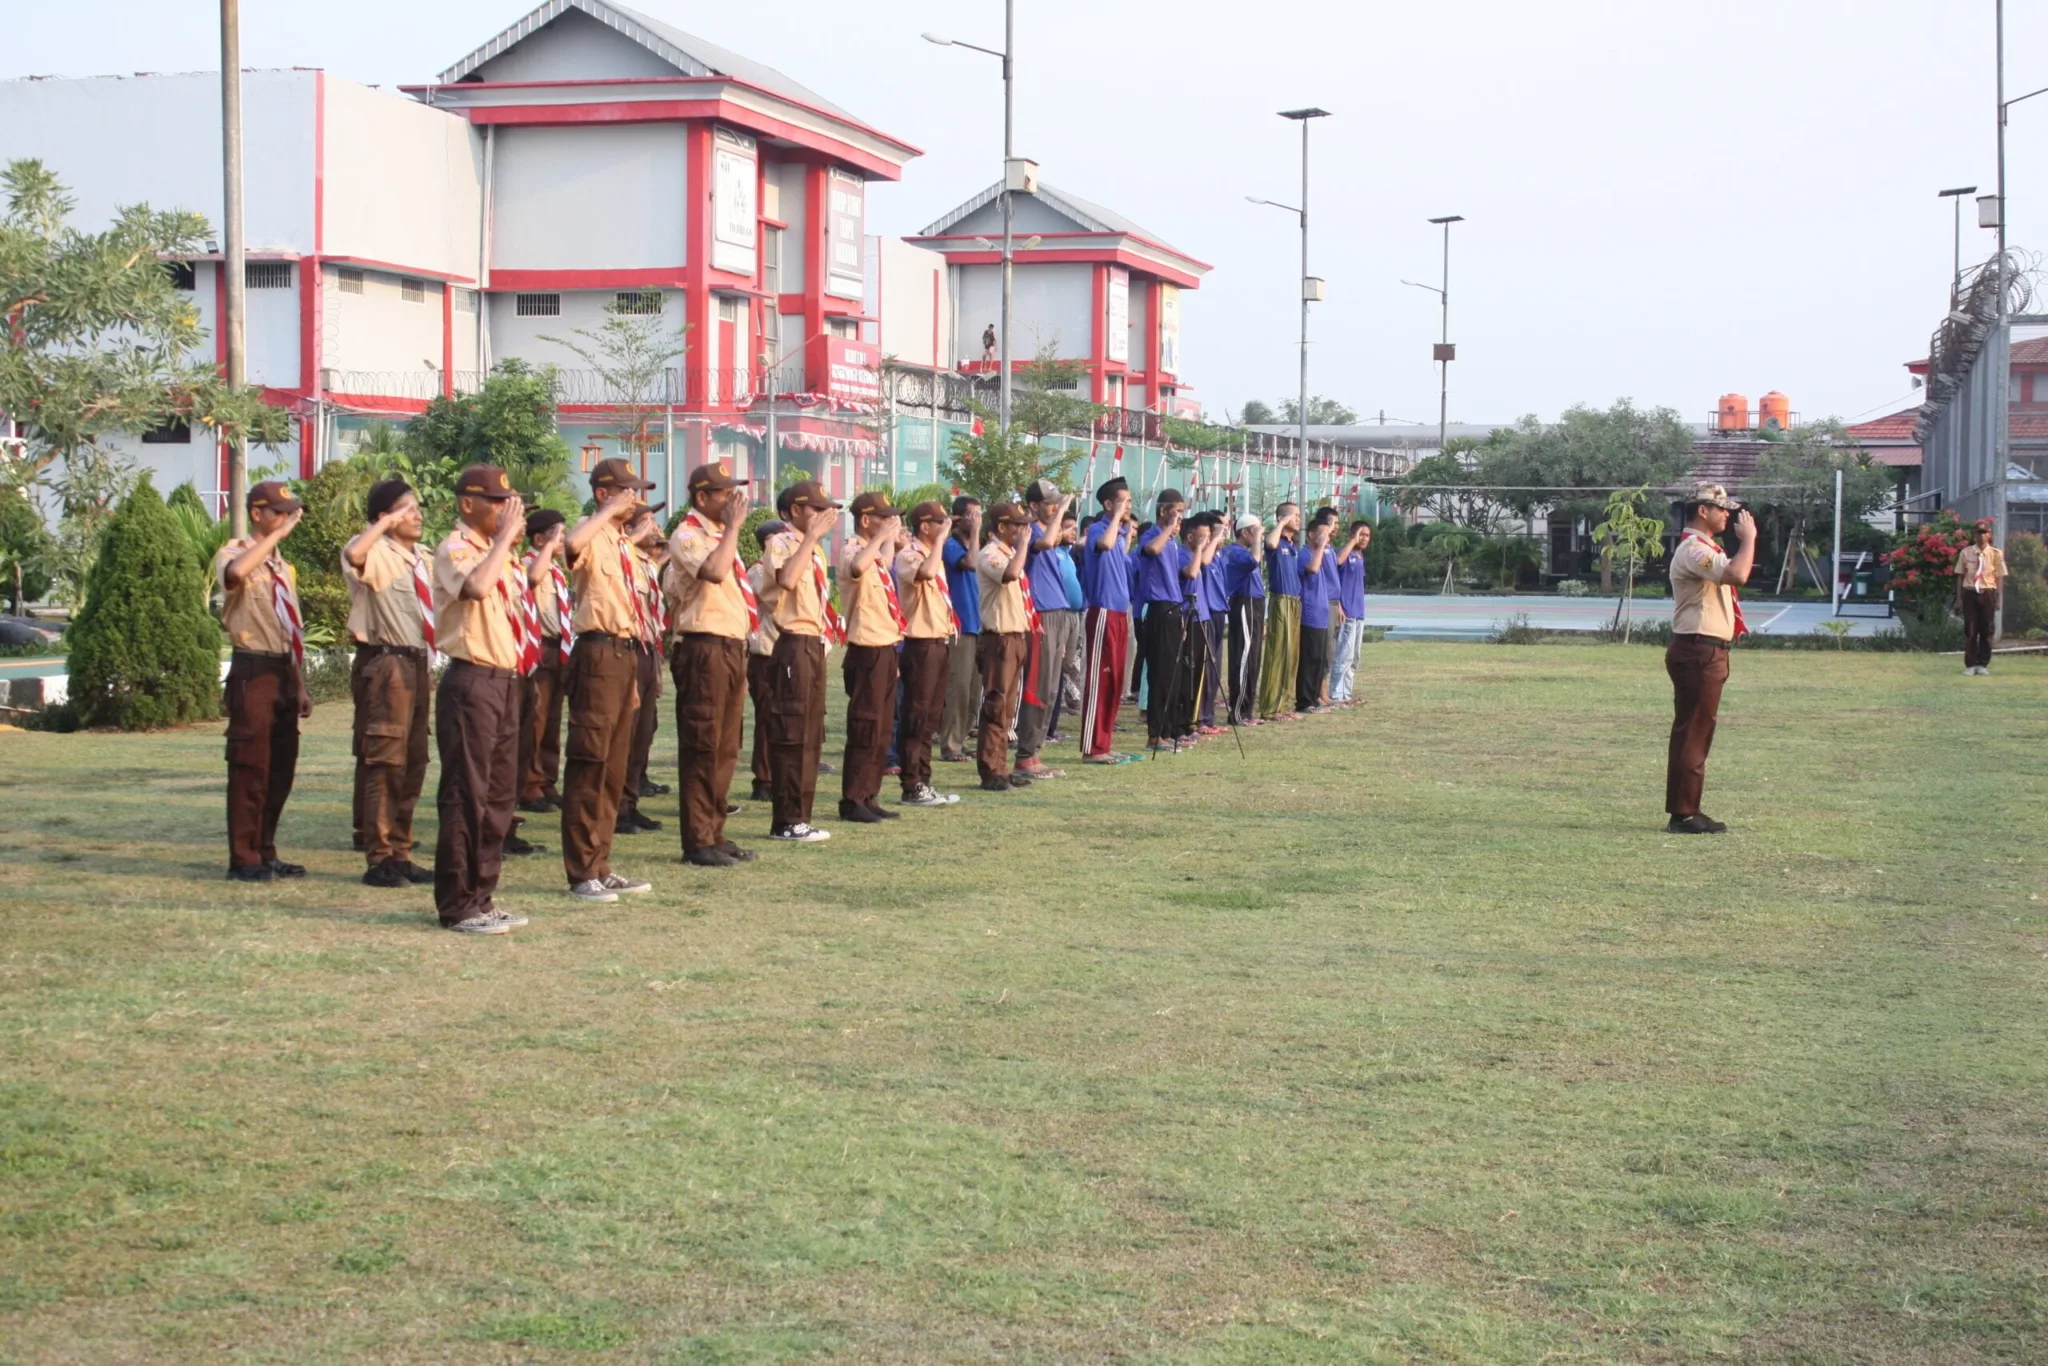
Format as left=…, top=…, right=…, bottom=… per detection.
left=1956, top=521, right=2006, bottom=676
left=1664, top=482, right=1756, bottom=836
left=982, top=323, right=997, bottom=364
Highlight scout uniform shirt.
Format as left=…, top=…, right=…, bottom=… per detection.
left=746, top=558, right=779, bottom=657
left=530, top=553, right=567, bottom=640
left=1669, top=534, right=1738, bottom=641
left=1958, top=543, right=2007, bottom=591
left=976, top=538, right=1030, bottom=634
left=569, top=518, right=641, bottom=640
left=760, top=529, right=827, bottom=637
left=215, top=539, right=301, bottom=656
left=432, top=524, right=524, bottom=669
left=838, top=535, right=905, bottom=648
left=341, top=537, right=429, bottom=649
left=894, top=541, right=958, bottom=640
left=665, top=515, right=752, bottom=639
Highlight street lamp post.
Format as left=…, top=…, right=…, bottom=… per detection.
left=1938, top=186, right=1978, bottom=296
left=220, top=0, right=248, bottom=535
left=1401, top=215, right=1463, bottom=455
left=1249, top=107, right=1330, bottom=507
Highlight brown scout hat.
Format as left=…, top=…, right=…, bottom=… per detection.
left=455, top=465, right=516, bottom=500
left=1688, top=481, right=1741, bottom=511
left=784, top=480, right=840, bottom=512
left=988, top=501, right=1031, bottom=527
left=909, top=499, right=950, bottom=527
left=247, top=479, right=304, bottom=515
left=686, top=460, right=739, bottom=494
left=848, top=490, right=900, bottom=520
left=589, top=457, right=655, bottom=492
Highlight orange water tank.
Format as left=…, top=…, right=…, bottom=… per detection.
left=1717, top=393, right=1749, bottom=432
left=1758, top=391, right=1790, bottom=431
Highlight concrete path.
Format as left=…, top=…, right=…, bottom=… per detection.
left=1363, top=594, right=1897, bottom=640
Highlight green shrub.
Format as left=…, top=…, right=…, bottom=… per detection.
left=66, top=476, right=224, bottom=729
left=0, top=484, right=54, bottom=607
left=2003, top=532, right=2048, bottom=635
left=1556, top=579, right=1591, bottom=597
left=1490, top=613, right=1546, bottom=645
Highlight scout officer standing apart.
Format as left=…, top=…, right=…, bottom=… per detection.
left=614, top=507, right=667, bottom=836
left=1078, top=477, right=1137, bottom=765
left=1665, top=482, right=1756, bottom=835
left=1955, top=520, right=2006, bottom=676
left=937, top=495, right=984, bottom=763
left=518, top=509, right=571, bottom=814
left=559, top=457, right=657, bottom=903
left=217, top=480, right=311, bottom=883
left=759, top=480, right=842, bottom=842
left=1222, top=512, right=1267, bottom=727
left=1257, top=503, right=1305, bottom=720
left=428, top=465, right=535, bottom=934
left=836, top=491, right=909, bottom=825
left=341, top=478, right=433, bottom=889
left=974, top=502, right=1035, bottom=791
left=1015, top=480, right=1077, bottom=782
left=894, top=500, right=964, bottom=808
left=664, top=461, right=756, bottom=866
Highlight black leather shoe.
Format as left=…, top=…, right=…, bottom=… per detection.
left=640, top=780, right=670, bottom=797
left=1006, top=772, right=1033, bottom=789
left=266, top=858, right=306, bottom=878
left=864, top=802, right=900, bottom=821
left=748, top=783, right=773, bottom=803
left=226, top=863, right=275, bottom=883
left=819, top=761, right=839, bottom=776
left=517, top=797, right=552, bottom=814
left=362, top=861, right=409, bottom=888
left=504, top=833, right=546, bottom=855
left=1665, top=814, right=1728, bottom=835
left=978, top=776, right=1011, bottom=792
left=402, top=862, right=433, bottom=884
left=718, top=841, right=758, bottom=863
left=684, top=846, right=738, bottom=868
left=631, top=810, right=663, bottom=832
left=837, top=799, right=884, bottom=823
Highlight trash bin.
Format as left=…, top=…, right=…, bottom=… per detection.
left=1852, top=570, right=1872, bottom=599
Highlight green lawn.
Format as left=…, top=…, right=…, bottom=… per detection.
left=2, top=643, right=2045, bottom=1363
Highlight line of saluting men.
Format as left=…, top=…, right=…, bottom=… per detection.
left=212, top=459, right=1373, bottom=935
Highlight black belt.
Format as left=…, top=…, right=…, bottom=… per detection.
left=576, top=632, right=639, bottom=647
left=230, top=648, right=291, bottom=662
left=1671, top=632, right=1731, bottom=648
left=354, top=642, right=428, bottom=659
left=446, top=659, right=520, bottom=679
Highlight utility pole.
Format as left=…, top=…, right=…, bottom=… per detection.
left=1429, top=215, right=1463, bottom=456
left=1279, top=108, right=1329, bottom=507
left=221, top=0, right=249, bottom=536
left=1000, top=0, right=1014, bottom=435
left=1938, top=186, right=1977, bottom=298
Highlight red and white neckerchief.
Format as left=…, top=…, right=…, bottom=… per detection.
left=637, top=552, right=668, bottom=647
left=549, top=559, right=574, bottom=650
left=409, top=550, right=436, bottom=651
left=869, top=542, right=909, bottom=636
left=812, top=548, right=846, bottom=645
left=920, top=543, right=962, bottom=633
left=618, top=535, right=654, bottom=649
left=501, top=564, right=542, bottom=677
left=267, top=555, right=305, bottom=671
left=1014, top=548, right=1041, bottom=634
left=1681, top=529, right=1748, bottom=639
left=684, top=512, right=759, bottom=634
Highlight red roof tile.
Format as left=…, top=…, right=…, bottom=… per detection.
left=1845, top=408, right=1919, bottom=440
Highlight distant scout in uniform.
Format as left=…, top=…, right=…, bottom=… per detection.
left=518, top=508, right=571, bottom=814
left=615, top=505, right=668, bottom=836
left=893, top=500, right=963, bottom=808
left=974, top=502, right=1035, bottom=791
left=759, top=480, right=842, bottom=843
left=217, top=480, right=311, bottom=883
left=340, top=478, right=433, bottom=889
left=664, top=460, right=757, bottom=867
left=836, top=491, right=908, bottom=825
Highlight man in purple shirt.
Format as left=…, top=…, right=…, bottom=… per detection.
left=1133, top=490, right=1190, bottom=750
left=1222, top=513, right=1268, bottom=727
left=1295, top=518, right=1337, bottom=714
left=1257, top=503, right=1305, bottom=720
left=1077, top=477, right=1138, bottom=764
left=1328, top=520, right=1372, bottom=704
left=1178, top=512, right=1229, bottom=737
left=1015, top=479, right=1077, bottom=781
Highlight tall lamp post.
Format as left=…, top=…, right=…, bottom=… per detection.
left=924, top=5, right=1023, bottom=434
left=1248, top=106, right=1330, bottom=506
left=220, top=0, right=248, bottom=535
left=1402, top=214, right=1463, bottom=455
left=1937, top=185, right=1978, bottom=297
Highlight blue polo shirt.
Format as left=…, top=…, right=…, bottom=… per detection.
left=1337, top=551, right=1367, bottom=618
left=1299, top=548, right=1334, bottom=629
left=1027, top=534, right=1074, bottom=612
left=942, top=536, right=982, bottom=634
left=1222, top=543, right=1266, bottom=601
left=1057, top=544, right=1085, bottom=610
left=1133, top=525, right=1186, bottom=605
left=1199, top=556, right=1231, bottom=619
left=1081, top=515, right=1133, bottom=614
left=1265, top=539, right=1303, bottom=598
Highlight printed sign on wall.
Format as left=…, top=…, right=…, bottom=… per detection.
left=1105, top=268, right=1130, bottom=364
left=826, top=337, right=882, bottom=407
left=711, top=128, right=758, bottom=277
left=827, top=169, right=866, bottom=300
left=1157, top=283, right=1181, bottom=377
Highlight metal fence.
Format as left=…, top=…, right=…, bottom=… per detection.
left=1915, top=254, right=2047, bottom=534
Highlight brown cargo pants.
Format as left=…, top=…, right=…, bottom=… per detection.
left=519, top=636, right=568, bottom=802
left=897, top=636, right=951, bottom=796
left=433, top=660, right=520, bottom=926
left=224, top=650, right=300, bottom=871
left=352, top=644, right=430, bottom=866
left=840, top=642, right=899, bottom=809
left=671, top=633, right=747, bottom=854
left=975, top=631, right=1027, bottom=782
left=560, top=634, right=640, bottom=885
left=1665, top=633, right=1731, bottom=818
left=765, top=632, right=827, bottom=829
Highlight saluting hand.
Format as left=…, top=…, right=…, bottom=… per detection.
left=497, top=495, right=526, bottom=547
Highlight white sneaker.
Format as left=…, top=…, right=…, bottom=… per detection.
left=900, top=784, right=959, bottom=807
left=601, top=873, right=652, bottom=895
left=484, top=905, right=531, bottom=928
left=569, top=879, right=618, bottom=903
left=448, top=913, right=511, bottom=934
left=771, top=822, right=831, bottom=843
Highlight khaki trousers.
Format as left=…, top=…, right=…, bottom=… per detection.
left=938, top=631, right=980, bottom=755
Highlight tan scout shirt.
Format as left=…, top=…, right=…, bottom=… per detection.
left=761, top=530, right=827, bottom=637
left=665, top=515, right=751, bottom=639
left=1958, top=543, right=2007, bottom=592
left=894, top=542, right=956, bottom=641
left=1670, top=533, right=1737, bottom=641
left=976, top=538, right=1029, bottom=634
left=432, top=524, right=522, bottom=669
left=528, top=552, right=566, bottom=638
left=215, top=538, right=300, bottom=655
left=342, top=536, right=428, bottom=649
left=837, top=535, right=904, bottom=648
left=747, top=559, right=779, bottom=657
left=569, top=519, right=639, bottom=639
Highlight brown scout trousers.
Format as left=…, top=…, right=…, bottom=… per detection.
left=561, top=634, right=640, bottom=884
left=1961, top=587, right=1999, bottom=669
left=747, top=652, right=773, bottom=790
left=976, top=631, right=1028, bottom=781
left=1664, top=634, right=1730, bottom=818
left=519, top=636, right=568, bottom=802
left=897, top=636, right=951, bottom=795
left=841, top=642, right=900, bottom=808
left=352, top=645, right=430, bottom=866
left=225, top=651, right=300, bottom=870
left=765, top=632, right=827, bottom=828
left=433, top=660, right=521, bottom=925
left=671, top=633, right=746, bottom=853
left=620, top=643, right=660, bottom=815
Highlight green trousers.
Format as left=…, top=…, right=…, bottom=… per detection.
left=1257, top=595, right=1301, bottom=718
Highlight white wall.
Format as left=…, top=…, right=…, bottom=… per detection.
left=246, top=266, right=301, bottom=389
left=1125, top=279, right=1151, bottom=375
left=323, top=267, right=446, bottom=380
left=877, top=238, right=948, bottom=369
left=491, top=124, right=687, bottom=271
left=772, top=161, right=808, bottom=294
left=946, top=194, right=1078, bottom=240
left=0, top=71, right=316, bottom=252
left=954, top=262, right=1093, bottom=363
left=487, top=288, right=685, bottom=376
left=323, top=78, right=480, bottom=279
left=472, top=8, right=681, bottom=82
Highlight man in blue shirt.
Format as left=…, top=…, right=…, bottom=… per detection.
left=1048, top=509, right=1087, bottom=738
left=1191, top=513, right=1232, bottom=732
left=1015, top=479, right=1077, bottom=781
left=1078, top=476, right=1137, bottom=763
left=1221, top=512, right=1268, bottom=727
left=1328, top=520, right=1372, bottom=704
left=1133, top=489, right=1192, bottom=750
left=1168, top=512, right=1226, bottom=741
left=937, top=496, right=983, bottom=762
left=1256, top=502, right=1304, bottom=720
left=1296, top=517, right=1337, bottom=714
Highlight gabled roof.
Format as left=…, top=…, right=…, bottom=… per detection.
left=918, top=181, right=1203, bottom=267
left=1844, top=408, right=1920, bottom=441
left=438, top=0, right=858, bottom=123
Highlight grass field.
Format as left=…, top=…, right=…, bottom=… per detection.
left=2, top=642, right=2046, bottom=1364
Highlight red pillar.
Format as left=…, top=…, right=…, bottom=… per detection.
left=683, top=121, right=716, bottom=415
left=802, top=161, right=829, bottom=395
left=1089, top=264, right=1108, bottom=406
left=1144, top=278, right=1162, bottom=414
left=440, top=285, right=454, bottom=397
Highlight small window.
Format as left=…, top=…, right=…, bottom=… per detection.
left=613, top=290, right=663, bottom=316
left=246, top=262, right=293, bottom=289
left=164, top=261, right=196, bottom=290
left=336, top=268, right=364, bottom=295
left=827, top=317, right=857, bottom=340
left=516, top=293, right=560, bottom=317
left=717, top=296, right=743, bottom=325
left=401, top=277, right=425, bottom=303
left=452, top=288, right=477, bottom=313
left=142, top=419, right=191, bottom=445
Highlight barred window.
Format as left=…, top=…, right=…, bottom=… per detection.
left=516, top=293, right=560, bottom=317
left=452, top=288, right=477, bottom=313
left=245, top=262, right=293, bottom=289
left=336, top=268, right=364, bottom=295
left=401, top=277, right=426, bottom=303
left=164, top=261, right=196, bottom=290
left=142, top=419, right=191, bottom=445
left=613, top=290, right=663, bottom=316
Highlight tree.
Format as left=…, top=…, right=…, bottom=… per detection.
left=541, top=291, right=687, bottom=475
left=1592, top=485, right=1668, bottom=641
left=165, top=480, right=231, bottom=596
left=0, top=158, right=287, bottom=483
left=941, top=407, right=1078, bottom=509
left=0, top=481, right=53, bottom=610
left=1009, top=347, right=1104, bottom=440
left=1392, top=446, right=1502, bottom=531
left=1239, top=400, right=1277, bottom=426
left=40, top=445, right=139, bottom=606
left=2003, top=531, right=2048, bottom=635
left=400, top=361, right=579, bottom=537
left=66, top=475, right=223, bottom=729
left=1277, top=395, right=1359, bottom=426
left=1746, top=422, right=1893, bottom=592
